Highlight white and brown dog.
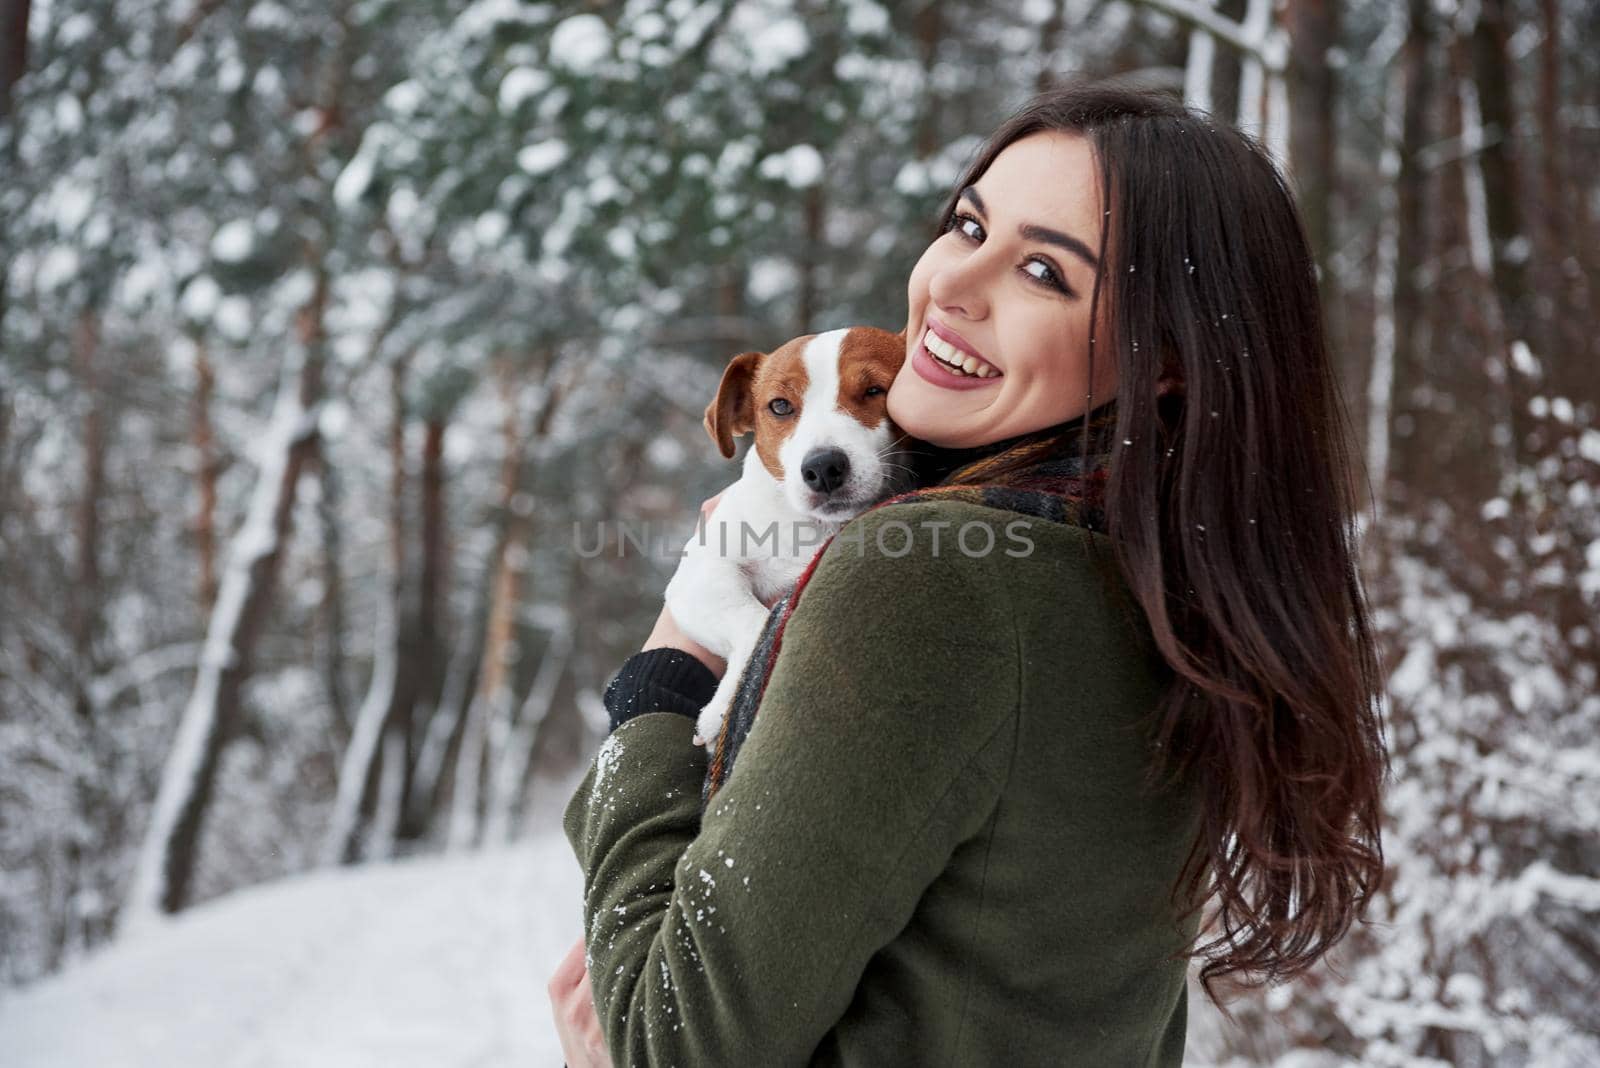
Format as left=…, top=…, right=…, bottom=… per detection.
left=666, top=326, right=916, bottom=747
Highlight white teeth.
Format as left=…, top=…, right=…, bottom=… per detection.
left=921, top=328, right=998, bottom=379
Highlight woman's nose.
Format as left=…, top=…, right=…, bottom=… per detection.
left=927, top=259, right=989, bottom=321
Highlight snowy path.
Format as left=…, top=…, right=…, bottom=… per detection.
left=1, top=816, right=1248, bottom=1066
left=0, top=834, right=584, bottom=1068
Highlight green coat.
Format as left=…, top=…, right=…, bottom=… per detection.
left=564, top=499, right=1204, bottom=1066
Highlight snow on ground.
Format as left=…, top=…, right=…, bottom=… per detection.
left=0, top=833, right=584, bottom=1068
left=0, top=765, right=1244, bottom=1067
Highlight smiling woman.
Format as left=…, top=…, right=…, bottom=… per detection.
left=557, top=78, right=1387, bottom=1068
left=891, top=131, right=1118, bottom=445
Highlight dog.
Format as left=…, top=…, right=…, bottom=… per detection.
left=664, top=326, right=916, bottom=748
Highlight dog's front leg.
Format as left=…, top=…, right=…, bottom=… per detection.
left=664, top=525, right=774, bottom=747
left=663, top=545, right=770, bottom=659
left=693, top=630, right=763, bottom=748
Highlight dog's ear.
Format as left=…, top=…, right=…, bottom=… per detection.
left=886, top=326, right=909, bottom=366
left=704, top=350, right=764, bottom=459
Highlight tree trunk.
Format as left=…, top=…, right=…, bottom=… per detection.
left=1284, top=0, right=1340, bottom=379
left=320, top=560, right=397, bottom=866
left=1468, top=0, right=1530, bottom=333
left=1534, top=0, right=1563, bottom=248
left=367, top=729, right=407, bottom=861
left=62, top=307, right=117, bottom=959
left=1387, top=0, right=1435, bottom=502
left=313, top=447, right=351, bottom=741
left=1568, top=44, right=1600, bottom=372
left=1364, top=58, right=1402, bottom=524
left=395, top=414, right=448, bottom=842
left=716, top=266, right=744, bottom=338
left=1182, top=0, right=1217, bottom=113
left=795, top=183, right=825, bottom=337
left=0, top=0, right=29, bottom=122
left=416, top=416, right=448, bottom=715
left=0, top=380, right=11, bottom=518
left=192, top=336, right=219, bottom=615
left=322, top=356, right=419, bottom=864
left=1209, top=0, right=1248, bottom=125
left=1284, top=0, right=1338, bottom=270
left=1235, top=0, right=1271, bottom=135
left=446, top=369, right=529, bottom=852
left=912, top=0, right=944, bottom=158
left=0, top=0, right=31, bottom=333
left=1533, top=0, right=1595, bottom=382
left=371, top=357, right=424, bottom=859
left=445, top=541, right=523, bottom=853
left=445, top=352, right=578, bottom=851
left=1035, top=0, right=1070, bottom=94
left=123, top=270, right=326, bottom=923
left=403, top=544, right=489, bottom=841
left=1463, top=1, right=1536, bottom=498
left=70, top=309, right=104, bottom=722
left=483, top=627, right=572, bottom=846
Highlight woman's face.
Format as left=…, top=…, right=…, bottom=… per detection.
left=889, top=130, right=1117, bottom=448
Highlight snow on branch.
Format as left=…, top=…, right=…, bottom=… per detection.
left=89, top=642, right=204, bottom=709
left=1132, top=0, right=1288, bottom=73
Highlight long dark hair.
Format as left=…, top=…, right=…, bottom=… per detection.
left=934, top=81, right=1389, bottom=1006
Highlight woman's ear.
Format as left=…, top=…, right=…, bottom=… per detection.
left=703, top=350, right=765, bottom=458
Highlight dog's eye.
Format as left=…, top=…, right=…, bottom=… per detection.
left=768, top=398, right=794, bottom=416
left=864, top=386, right=885, bottom=397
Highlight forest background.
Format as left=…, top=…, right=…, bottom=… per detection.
left=2, top=1, right=1598, bottom=1065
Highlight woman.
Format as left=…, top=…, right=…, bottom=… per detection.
left=550, top=81, right=1387, bottom=1066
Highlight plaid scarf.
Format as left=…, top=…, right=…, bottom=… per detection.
left=701, top=400, right=1120, bottom=807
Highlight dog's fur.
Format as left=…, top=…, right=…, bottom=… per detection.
left=664, top=326, right=915, bottom=746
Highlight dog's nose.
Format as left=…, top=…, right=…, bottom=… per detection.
left=800, top=448, right=851, bottom=495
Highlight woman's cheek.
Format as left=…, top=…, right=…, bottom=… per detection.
left=885, top=367, right=913, bottom=424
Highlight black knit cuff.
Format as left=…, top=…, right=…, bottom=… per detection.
left=602, top=648, right=720, bottom=733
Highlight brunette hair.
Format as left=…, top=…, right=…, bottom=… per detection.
left=933, top=81, right=1389, bottom=1006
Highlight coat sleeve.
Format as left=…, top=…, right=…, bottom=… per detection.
left=562, top=503, right=1022, bottom=1066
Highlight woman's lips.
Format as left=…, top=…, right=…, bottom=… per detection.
left=911, top=329, right=1002, bottom=391
left=925, top=319, right=993, bottom=368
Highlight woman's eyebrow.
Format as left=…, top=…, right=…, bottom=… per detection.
left=960, top=186, right=1100, bottom=270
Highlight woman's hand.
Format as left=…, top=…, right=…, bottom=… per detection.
left=640, top=603, right=727, bottom=678
left=548, top=935, right=614, bottom=1068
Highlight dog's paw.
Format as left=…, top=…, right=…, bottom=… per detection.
left=695, top=695, right=731, bottom=750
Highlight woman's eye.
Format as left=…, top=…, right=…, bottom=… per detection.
left=768, top=398, right=793, bottom=416
left=1024, top=259, right=1067, bottom=291
left=948, top=211, right=1072, bottom=297
left=950, top=212, right=984, bottom=242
